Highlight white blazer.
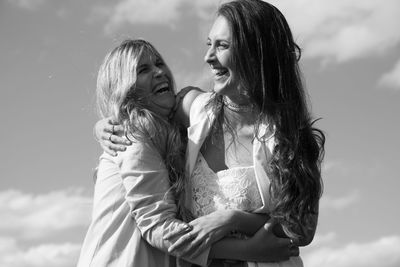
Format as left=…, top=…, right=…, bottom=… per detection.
left=78, top=140, right=209, bottom=267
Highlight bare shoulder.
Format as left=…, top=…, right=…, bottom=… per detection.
left=174, top=86, right=205, bottom=128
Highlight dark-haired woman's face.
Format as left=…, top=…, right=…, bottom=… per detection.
left=135, top=51, right=175, bottom=117
left=205, top=16, right=239, bottom=98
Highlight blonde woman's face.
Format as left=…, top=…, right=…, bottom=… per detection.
left=135, top=51, right=175, bottom=117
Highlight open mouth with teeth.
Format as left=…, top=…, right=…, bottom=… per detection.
left=212, top=68, right=229, bottom=79
left=153, top=82, right=170, bottom=95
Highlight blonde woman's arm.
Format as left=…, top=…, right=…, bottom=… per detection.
left=119, top=141, right=210, bottom=266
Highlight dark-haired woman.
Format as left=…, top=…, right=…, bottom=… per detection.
left=95, top=1, right=325, bottom=266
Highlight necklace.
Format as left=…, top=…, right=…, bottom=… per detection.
left=223, top=97, right=253, bottom=113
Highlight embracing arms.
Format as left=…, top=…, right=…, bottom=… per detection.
left=118, top=141, right=297, bottom=264
left=118, top=141, right=210, bottom=266
left=93, top=86, right=203, bottom=155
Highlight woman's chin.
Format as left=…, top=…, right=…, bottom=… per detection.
left=213, top=83, right=236, bottom=96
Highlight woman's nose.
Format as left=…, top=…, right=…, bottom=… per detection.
left=204, top=46, right=215, bottom=64
left=153, top=66, right=164, bottom=77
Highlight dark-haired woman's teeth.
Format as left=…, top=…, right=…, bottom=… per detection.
left=212, top=68, right=228, bottom=76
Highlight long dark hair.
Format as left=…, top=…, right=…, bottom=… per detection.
left=210, top=0, right=325, bottom=238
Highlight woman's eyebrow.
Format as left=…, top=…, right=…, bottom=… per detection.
left=138, top=62, right=149, bottom=67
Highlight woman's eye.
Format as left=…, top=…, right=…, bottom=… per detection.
left=218, top=43, right=229, bottom=49
left=138, top=67, right=148, bottom=74
left=156, top=61, right=164, bottom=67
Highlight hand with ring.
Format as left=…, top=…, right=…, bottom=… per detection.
left=242, top=221, right=299, bottom=262
left=163, top=210, right=235, bottom=258
left=94, top=117, right=131, bottom=156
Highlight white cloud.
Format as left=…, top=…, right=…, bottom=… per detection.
left=7, top=0, right=46, bottom=9
left=303, top=236, right=400, bottom=267
left=102, top=0, right=182, bottom=34
left=320, top=191, right=359, bottom=210
left=0, top=189, right=92, bottom=239
left=0, top=237, right=80, bottom=267
left=379, top=58, right=400, bottom=90
left=95, top=0, right=400, bottom=64
left=308, top=232, right=337, bottom=248
left=91, top=0, right=220, bottom=34
left=269, top=0, right=400, bottom=64
left=321, top=160, right=343, bottom=174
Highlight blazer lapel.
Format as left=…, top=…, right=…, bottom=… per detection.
left=253, top=123, right=275, bottom=213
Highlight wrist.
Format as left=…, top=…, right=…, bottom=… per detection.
left=230, top=210, right=248, bottom=235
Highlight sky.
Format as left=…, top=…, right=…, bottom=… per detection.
left=1, top=0, right=400, bottom=266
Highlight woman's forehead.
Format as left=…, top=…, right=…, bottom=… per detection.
left=138, top=49, right=161, bottom=63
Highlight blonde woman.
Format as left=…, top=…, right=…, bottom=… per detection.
left=96, top=1, right=325, bottom=266
left=80, top=39, right=298, bottom=267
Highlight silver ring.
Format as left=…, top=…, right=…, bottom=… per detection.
left=111, top=125, right=115, bottom=134
left=184, top=224, right=193, bottom=231
left=108, top=133, right=113, bottom=141
left=289, top=239, right=294, bottom=247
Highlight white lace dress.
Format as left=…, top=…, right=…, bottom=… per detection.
left=187, top=153, right=303, bottom=267
left=188, top=153, right=263, bottom=217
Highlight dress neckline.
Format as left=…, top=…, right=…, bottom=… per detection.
left=197, top=153, right=253, bottom=176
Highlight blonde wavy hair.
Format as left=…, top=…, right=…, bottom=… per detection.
left=96, top=39, right=189, bottom=220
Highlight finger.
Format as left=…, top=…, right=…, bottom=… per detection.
left=278, top=237, right=293, bottom=248
left=101, top=131, right=113, bottom=141
left=290, top=246, right=299, bottom=257
left=112, top=125, right=125, bottom=134
left=163, top=224, right=193, bottom=240
left=101, top=140, right=126, bottom=152
left=107, top=142, right=127, bottom=152
left=168, top=232, right=197, bottom=253
left=104, top=124, right=114, bottom=134
left=110, top=134, right=131, bottom=146
left=108, top=117, right=119, bottom=125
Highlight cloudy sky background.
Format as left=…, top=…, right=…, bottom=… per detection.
left=1, top=0, right=400, bottom=266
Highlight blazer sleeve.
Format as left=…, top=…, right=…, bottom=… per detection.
left=119, top=141, right=210, bottom=266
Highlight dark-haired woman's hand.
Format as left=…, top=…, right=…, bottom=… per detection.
left=165, top=210, right=236, bottom=258
left=246, top=221, right=299, bottom=262
left=94, top=117, right=131, bottom=156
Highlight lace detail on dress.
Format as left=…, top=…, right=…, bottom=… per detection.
left=188, top=153, right=263, bottom=217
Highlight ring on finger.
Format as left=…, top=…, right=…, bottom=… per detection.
left=112, top=125, right=115, bottom=134
left=289, top=239, right=294, bottom=247
left=183, top=224, right=193, bottom=232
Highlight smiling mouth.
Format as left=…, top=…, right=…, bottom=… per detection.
left=211, top=68, right=229, bottom=78
left=153, top=82, right=170, bottom=95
